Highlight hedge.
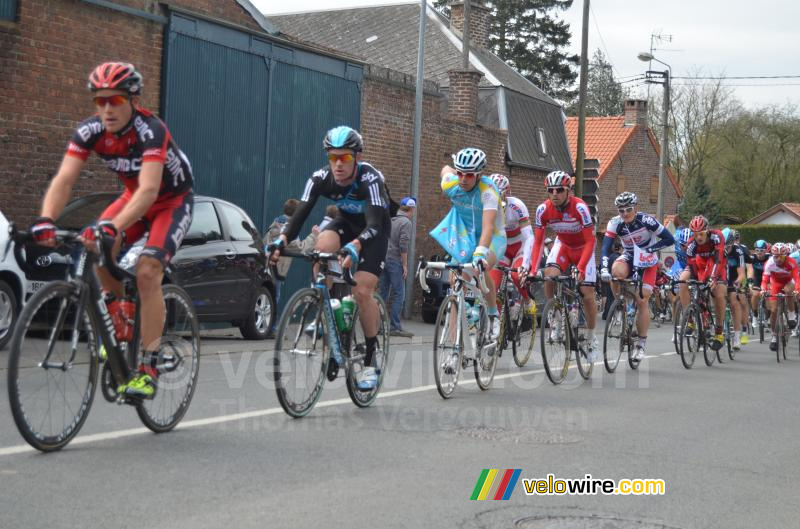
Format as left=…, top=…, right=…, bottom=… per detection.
left=721, top=224, right=800, bottom=247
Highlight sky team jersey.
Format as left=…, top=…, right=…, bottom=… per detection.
left=726, top=244, right=747, bottom=270
left=601, top=212, right=673, bottom=270
left=65, top=107, right=193, bottom=197
left=441, top=173, right=503, bottom=238
left=761, top=256, right=800, bottom=289
left=282, top=161, right=391, bottom=246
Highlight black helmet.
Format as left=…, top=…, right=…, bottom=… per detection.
left=323, top=126, right=363, bottom=152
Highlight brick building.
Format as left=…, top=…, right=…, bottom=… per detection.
left=565, top=100, right=682, bottom=230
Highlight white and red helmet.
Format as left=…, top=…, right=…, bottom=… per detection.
left=545, top=170, right=572, bottom=188
left=490, top=173, right=509, bottom=195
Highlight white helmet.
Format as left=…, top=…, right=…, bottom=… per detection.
left=452, top=147, right=487, bottom=173
left=490, top=173, right=509, bottom=195
left=545, top=170, right=572, bottom=188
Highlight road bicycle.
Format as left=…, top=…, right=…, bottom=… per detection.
left=272, top=250, right=389, bottom=417
left=676, top=279, right=720, bottom=369
left=603, top=276, right=646, bottom=373
left=495, top=265, right=536, bottom=367
left=539, top=267, right=593, bottom=384
left=6, top=226, right=200, bottom=452
left=419, top=259, right=497, bottom=399
left=764, top=292, right=796, bottom=363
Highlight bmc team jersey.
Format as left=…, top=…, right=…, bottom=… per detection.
left=66, top=107, right=193, bottom=197
left=686, top=230, right=726, bottom=282
left=600, top=212, right=674, bottom=270
left=529, top=196, right=596, bottom=278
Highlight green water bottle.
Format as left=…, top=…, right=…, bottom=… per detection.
left=330, top=299, right=346, bottom=332
left=341, top=295, right=356, bottom=332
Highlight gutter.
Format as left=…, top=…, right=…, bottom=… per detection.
left=80, top=0, right=167, bottom=23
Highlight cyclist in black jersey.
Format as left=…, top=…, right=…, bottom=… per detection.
left=270, top=126, right=391, bottom=390
left=30, top=62, right=194, bottom=399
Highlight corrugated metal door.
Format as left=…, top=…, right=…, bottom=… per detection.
left=162, top=12, right=362, bottom=312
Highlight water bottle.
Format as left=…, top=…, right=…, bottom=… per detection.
left=117, top=297, right=136, bottom=342
left=467, top=303, right=480, bottom=327
left=330, top=299, right=346, bottom=332
left=341, top=295, right=356, bottom=332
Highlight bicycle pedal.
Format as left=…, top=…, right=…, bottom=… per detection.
left=326, top=358, right=339, bottom=381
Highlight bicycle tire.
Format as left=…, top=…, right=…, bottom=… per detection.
left=512, top=305, right=535, bottom=367
left=7, top=281, right=99, bottom=452
left=779, top=309, right=789, bottom=362
left=758, top=301, right=766, bottom=343
left=274, top=288, right=329, bottom=417
left=135, top=284, right=200, bottom=432
left=574, top=302, right=593, bottom=379
left=433, top=295, right=462, bottom=399
left=672, top=300, right=683, bottom=348
left=474, top=303, right=498, bottom=390
left=541, top=298, right=570, bottom=385
left=627, top=300, right=641, bottom=371
left=345, top=293, right=389, bottom=408
left=679, top=305, right=698, bottom=369
left=603, top=299, right=625, bottom=373
left=718, top=308, right=730, bottom=364
left=703, top=309, right=717, bottom=367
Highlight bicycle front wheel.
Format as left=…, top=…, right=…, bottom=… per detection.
left=474, top=304, right=498, bottom=390
left=679, top=306, right=698, bottom=369
left=7, top=281, right=99, bottom=452
left=541, top=298, right=570, bottom=385
left=433, top=295, right=462, bottom=399
left=274, top=288, right=329, bottom=417
left=345, top=293, right=389, bottom=408
left=512, top=305, right=536, bottom=367
left=603, top=300, right=625, bottom=373
left=574, top=304, right=593, bottom=379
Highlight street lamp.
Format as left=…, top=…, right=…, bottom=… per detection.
left=637, top=51, right=671, bottom=222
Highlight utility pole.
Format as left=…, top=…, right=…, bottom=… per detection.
left=462, top=0, right=471, bottom=69
left=574, top=0, right=590, bottom=196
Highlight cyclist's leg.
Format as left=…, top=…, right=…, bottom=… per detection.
left=679, top=268, right=693, bottom=309
left=572, top=246, right=597, bottom=331
left=483, top=233, right=505, bottom=311
left=490, top=250, right=512, bottom=308
left=610, top=254, right=631, bottom=298
left=352, top=227, right=389, bottom=373
left=636, top=266, right=657, bottom=335
left=543, top=239, right=565, bottom=299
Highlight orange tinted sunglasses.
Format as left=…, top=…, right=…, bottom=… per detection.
left=93, top=94, right=129, bottom=107
left=327, top=153, right=355, bottom=163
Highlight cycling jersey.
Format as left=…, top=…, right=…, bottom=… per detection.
left=725, top=243, right=747, bottom=286
left=761, top=256, right=800, bottom=293
left=66, top=107, right=193, bottom=197
left=502, top=196, right=533, bottom=269
left=440, top=173, right=505, bottom=258
left=530, top=196, right=595, bottom=278
left=686, top=230, right=726, bottom=282
left=600, top=212, right=674, bottom=270
left=284, top=162, right=390, bottom=244
left=750, top=251, right=770, bottom=286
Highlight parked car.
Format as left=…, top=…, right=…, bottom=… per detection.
left=19, top=192, right=277, bottom=340
left=419, top=253, right=546, bottom=324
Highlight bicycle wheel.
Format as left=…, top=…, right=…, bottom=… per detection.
left=274, top=288, right=329, bottom=417
left=779, top=309, right=789, bottom=362
left=474, top=303, right=498, bottom=390
left=573, top=303, right=593, bottom=379
left=627, top=302, right=642, bottom=371
left=512, top=304, right=535, bottom=367
left=541, top=298, right=570, bottom=385
left=678, top=306, right=699, bottom=369
left=725, top=309, right=736, bottom=361
left=345, top=293, right=389, bottom=408
left=758, top=301, right=766, bottom=343
left=703, top=310, right=717, bottom=367
left=7, top=281, right=99, bottom=451
left=135, top=285, right=200, bottom=432
left=718, top=309, right=730, bottom=364
left=672, top=300, right=683, bottom=347
left=433, top=295, right=462, bottom=399
left=603, top=299, right=625, bottom=373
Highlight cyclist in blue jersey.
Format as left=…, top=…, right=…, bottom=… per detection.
left=438, top=147, right=506, bottom=340
left=271, top=126, right=390, bottom=390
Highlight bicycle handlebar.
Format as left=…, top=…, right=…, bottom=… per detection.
left=417, top=258, right=488, bottom=294
left=276, top=249, right=357, bottom=286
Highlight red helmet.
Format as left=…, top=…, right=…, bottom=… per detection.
left=771, top=242, right=790, bottom=256
left=545, top=170, right=572, bottom=188
left=688, top=215, right=708, bottom=232
left=88, top=62, right=143, bottom=95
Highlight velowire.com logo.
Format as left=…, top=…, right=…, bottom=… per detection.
left=470, top=469, right=522, bottom=500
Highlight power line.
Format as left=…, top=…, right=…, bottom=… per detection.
left=588, top=4, right=620, bottom=78
left=673, top=82, right=800, bottom=87
left=672, top=75, right=800, bottom=80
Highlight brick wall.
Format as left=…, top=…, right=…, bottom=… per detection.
left=0, top=0, right=260, bottom=224
left=448, top=1, right=492, bottom=50
left=447, top=69, right=483, bottom=125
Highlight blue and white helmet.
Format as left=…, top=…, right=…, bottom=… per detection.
left=675, top=228, right=691, bottom=246
left=452, top=147, right=487, bottom=173
left=323, top=126, right=363, bottom=152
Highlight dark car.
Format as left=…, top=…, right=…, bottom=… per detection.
left=30, top=193, right=277, bottom=340
left=419, top=253, right=546, bottom=324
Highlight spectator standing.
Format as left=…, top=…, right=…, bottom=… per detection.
left=380, top=197, right=416, bottom=337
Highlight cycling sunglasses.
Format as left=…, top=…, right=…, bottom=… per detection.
left=327, top=153, right=355, bottom=163
left=692, top=230, right=708, bottom=237
left=617, top=206, right=635, bottom=214
left=93, top=94, right=129, bottom=107
left=456, top=170, right=478, bottom=179
left=547, top=186, right=567, bottom=194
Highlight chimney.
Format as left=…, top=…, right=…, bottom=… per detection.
left=448, top=69, right=484, bottom=125
left=449, top=1, right=492, bottom=50
left=624, top=99, right=648, bottom=127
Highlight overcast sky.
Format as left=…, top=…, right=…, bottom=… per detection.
left=254, top=0, right=800, bottom=109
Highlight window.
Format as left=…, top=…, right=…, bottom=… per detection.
left=188, top=201, right=223, bottom=241
left=219, top=203, right=255, bottom=242
left=534, top=127, right=548, bottom=157
left=617, top=174, right=627, bottom=194
left=649, top=175, right=659, bottom=203
left=0, top=0, right=18, bottom=22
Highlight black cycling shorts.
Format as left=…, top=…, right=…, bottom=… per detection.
left=323, top=215, right=389, bottom=277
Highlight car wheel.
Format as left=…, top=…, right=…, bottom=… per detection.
left=0, top=280, right=19, bottom=350
left=239, top=286, right=275, bottom=340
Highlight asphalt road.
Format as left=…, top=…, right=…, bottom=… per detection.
left=1, top=320, right=799, bottom=529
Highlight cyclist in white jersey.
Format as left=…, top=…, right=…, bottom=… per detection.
left=488, top=174, right=536, bottom=316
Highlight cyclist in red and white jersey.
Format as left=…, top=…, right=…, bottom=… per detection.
left=529, top=170, right=599, bottom=360
left=30, top=62, right=194, bottom=399
left=487, top=174, right=536, bottom=316
left=761, top=242, right=800, bottom=351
